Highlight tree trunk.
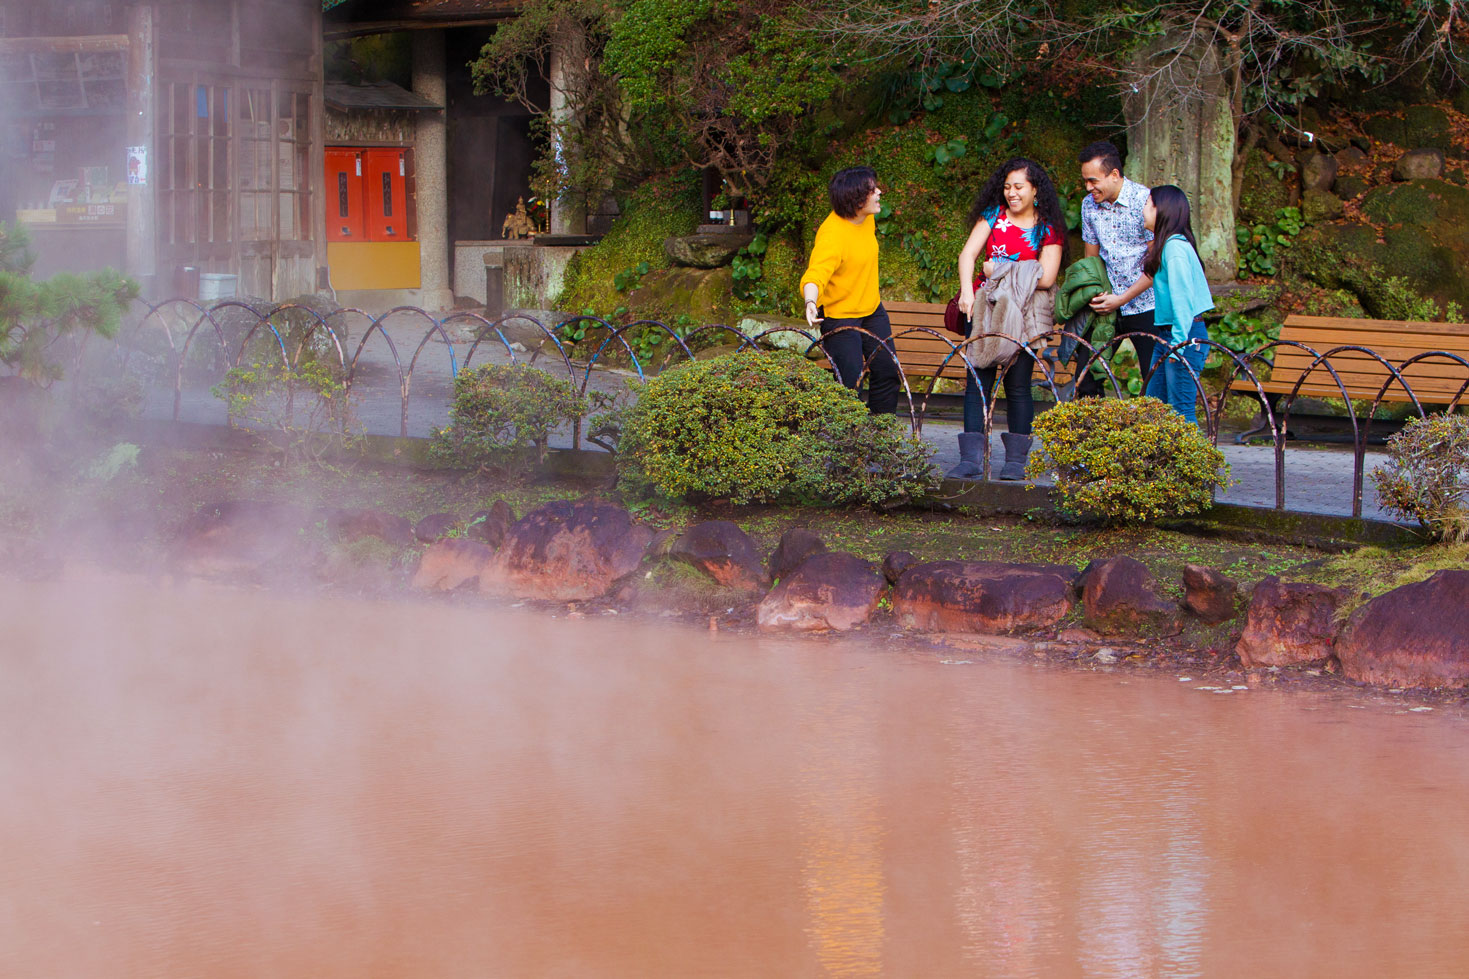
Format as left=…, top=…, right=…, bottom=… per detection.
left=1124, top=41, right=1238, bottom=281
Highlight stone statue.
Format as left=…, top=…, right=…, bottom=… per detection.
left=502, top=197, right=535, bottom=240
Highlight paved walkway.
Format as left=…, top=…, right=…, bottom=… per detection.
left=133, top=318, right=1400, bottom=523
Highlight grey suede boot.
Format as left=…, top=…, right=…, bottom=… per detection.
left=998, top=432, right=1033, bottom=481
left=944, top=432, right=985, bottom=480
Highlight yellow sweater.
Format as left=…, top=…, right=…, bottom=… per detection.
left=800, top=212, right=880, bottom=319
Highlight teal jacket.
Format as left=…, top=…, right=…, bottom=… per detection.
left=1154, top=235, right=1215, bottom=343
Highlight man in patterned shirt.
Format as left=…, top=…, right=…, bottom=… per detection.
left=1078, top=140, right=1157, bottom=394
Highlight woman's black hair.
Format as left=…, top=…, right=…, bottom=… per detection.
left=829, top=166, right=878, bottom=219
left=966, top=157, right=1069, bottom=264
left=1141, top=184, right=1200, bottom=277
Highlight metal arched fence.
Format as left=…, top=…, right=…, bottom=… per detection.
left=82, top=298, right=1469, bottom=519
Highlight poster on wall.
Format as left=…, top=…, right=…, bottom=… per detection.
left=126, top=146, right=147, bottom=185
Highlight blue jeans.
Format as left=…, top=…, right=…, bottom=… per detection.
left=1145, top=318, right=1208, bottom=424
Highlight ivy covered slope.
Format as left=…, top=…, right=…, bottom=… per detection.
left=556, top=79, right=1102, bottom=324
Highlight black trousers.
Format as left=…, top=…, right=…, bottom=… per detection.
left=963, top=352, right=1035, bottom=434
left=820, top=303, right=900, bottom=414
left=1078, top=308, right=1161, bottom=397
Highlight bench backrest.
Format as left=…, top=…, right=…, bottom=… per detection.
left=1245, top=314, right=1469, bottom=403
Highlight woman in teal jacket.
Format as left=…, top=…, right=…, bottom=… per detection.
left=1141, top=185, right=1214, bottom=423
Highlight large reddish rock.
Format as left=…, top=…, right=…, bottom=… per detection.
left=412, top=538, right=494, bottom=592
left=669, top=520, right=767, bottom=591
left=757, top=551, right=885, bottom=632
left=1236, top=576, right=1347, bottom=668
left=892, top=561, right=1078, bottom=635
left=1183, top=564, right=1238, bottom=624
left=1337, top=571, right=1469, bottom=688
left=1079, top=555, right=1180, bottom=635
left=767, top=527, right=827, bottom=581
left=480, top=499, right=652, bottom=601
left=881, top=550, right=918, bottom=585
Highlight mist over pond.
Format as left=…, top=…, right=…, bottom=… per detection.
left=3, top=570, right=1469, bottom=977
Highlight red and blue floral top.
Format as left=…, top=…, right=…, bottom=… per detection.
left=980, top=205, right=1064, bottom=267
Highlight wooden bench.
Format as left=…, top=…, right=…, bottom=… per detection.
left=1227, top=314, right=1469, bottom=406
left=816, top=300, right=1077, bottom=391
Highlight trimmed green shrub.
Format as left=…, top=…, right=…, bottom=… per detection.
left=616, top=350, right=937, bottom=505
left=430, top=363, right=587, bottom=479
left=1373, top=413, right=1469, bottom=541
left=1028, top=396, right=1230, bottom=524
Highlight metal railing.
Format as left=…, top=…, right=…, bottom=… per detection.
left=89, top=298, right=1469, bottom=519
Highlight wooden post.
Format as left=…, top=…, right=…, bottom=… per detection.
left=125, top=3, right=157, bottom=295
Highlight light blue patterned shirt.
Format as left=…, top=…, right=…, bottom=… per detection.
left=1080, top=177, right=1155, bottom=316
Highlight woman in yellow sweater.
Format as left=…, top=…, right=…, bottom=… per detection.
left=799, top=166, right=900, bottom=415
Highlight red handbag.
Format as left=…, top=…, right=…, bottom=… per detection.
left=944, top=278, right=982, bottom=334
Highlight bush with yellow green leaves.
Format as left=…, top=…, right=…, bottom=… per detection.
left=1028, top=396, right=1229, bottom=523
left=1373, top=413, right=1469, bottom=542
left=616, top=350, right=937, bottom=505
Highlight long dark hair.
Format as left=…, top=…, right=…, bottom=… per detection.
left=1142, top=184, right=1200, bottom=277
left=966, top=157, right=1069, bottom=263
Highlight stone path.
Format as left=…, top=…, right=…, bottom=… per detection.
left=134, top=318, right=1400, bottom=523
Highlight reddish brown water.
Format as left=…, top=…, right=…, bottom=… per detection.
left=4, top=571, right=1469, bottom=977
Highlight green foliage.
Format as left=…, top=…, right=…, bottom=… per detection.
left=1360, top=275, right=1464, bottom=322
left=614, top=261, right=652, bottom=292
left=730, top=231, right=769, bottom=303
left=1208, top=311, right=1281, bottom=368
left=1028, top=396, right=1230, bottom=524
left=558, top=175, right=701, bottom=315
left=212, top=358, right=361, bottom=465
left=0, top=223, right=139, bottom=383
left=1236, top=206, right=1304, bottom=278
left=1373, top=414, right=1469, bottom=541
left=429, top=363, right=587, bottom=479
left=85, top=442, right=141, bottom=482
left=616, top=350, right=937, bottom=505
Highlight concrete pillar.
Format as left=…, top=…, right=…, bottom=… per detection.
left=412, top=30, right=452, bottom=310
left=547, top=30, right=586, bottom=236
left=1124, top=41, right=1237, bottom=281
left=125, top=3, right=157, bottom=295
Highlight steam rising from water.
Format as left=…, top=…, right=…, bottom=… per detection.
left=3, top=570, right=1469, bottom=976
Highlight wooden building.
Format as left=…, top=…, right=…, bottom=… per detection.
left=0, top=0, right=325, bottom=300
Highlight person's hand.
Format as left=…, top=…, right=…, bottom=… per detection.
left=1089, top=292, right=1124, bottom=314
left=957, top=289, right=975, bottom=319
left=804, top=299, right=823, bottom=329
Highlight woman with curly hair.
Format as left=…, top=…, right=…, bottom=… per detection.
left=947, top=157, right=1067, bottom=480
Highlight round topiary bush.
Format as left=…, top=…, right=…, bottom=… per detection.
left=1373, top=413, right=1469, bottom=542
left=616, top=350, right=936, bottom=505
left=430, top=363, right=586, bottom=479
left=1027, top=396, right=1230, bottom=523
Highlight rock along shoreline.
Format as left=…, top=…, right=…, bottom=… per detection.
left=168, top=496, right=1469, bottom=696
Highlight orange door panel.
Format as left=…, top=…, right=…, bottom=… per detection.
left=324, top=148, right=365, bottom=242
left=364, top=148, right=412, bottom=242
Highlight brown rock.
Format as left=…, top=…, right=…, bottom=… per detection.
left=174, top=500, right=313, bottom=576
left=768, top=527, right=827, bottom=581
left=1183, top=564, right=1238, bottom=624
left=670, top=520, right=767, bottom=591
left=1299, top=151, right=1338, bottom=191
left=1337, top=571, right=1469, bottom=689
left=480, top=499, right=652, bottom=601
left=881, top=550, right=918, bottom=585
left=757, top=551, right=885, bottom=632
left=1236, top=576, right=1347, bottom=667
left=1079, top=555, right=1180, bottom=636
left=1335, top=145, right=1369, bottom=169
left=467, top=500, right=515, bottom=547
left=1393, top=148, right=1445, bottom=181
left=412, top=538, right=494, bottom=591
left=328, top=508, right=414, bottom=546
left=892, top=561, right=1078, bottom=635
left=413, top=512, right=460, bottom=543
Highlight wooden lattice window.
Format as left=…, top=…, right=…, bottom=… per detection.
left=238, top=86, right=313, bottom=243
left=160, top=82, right=231, bottom=246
